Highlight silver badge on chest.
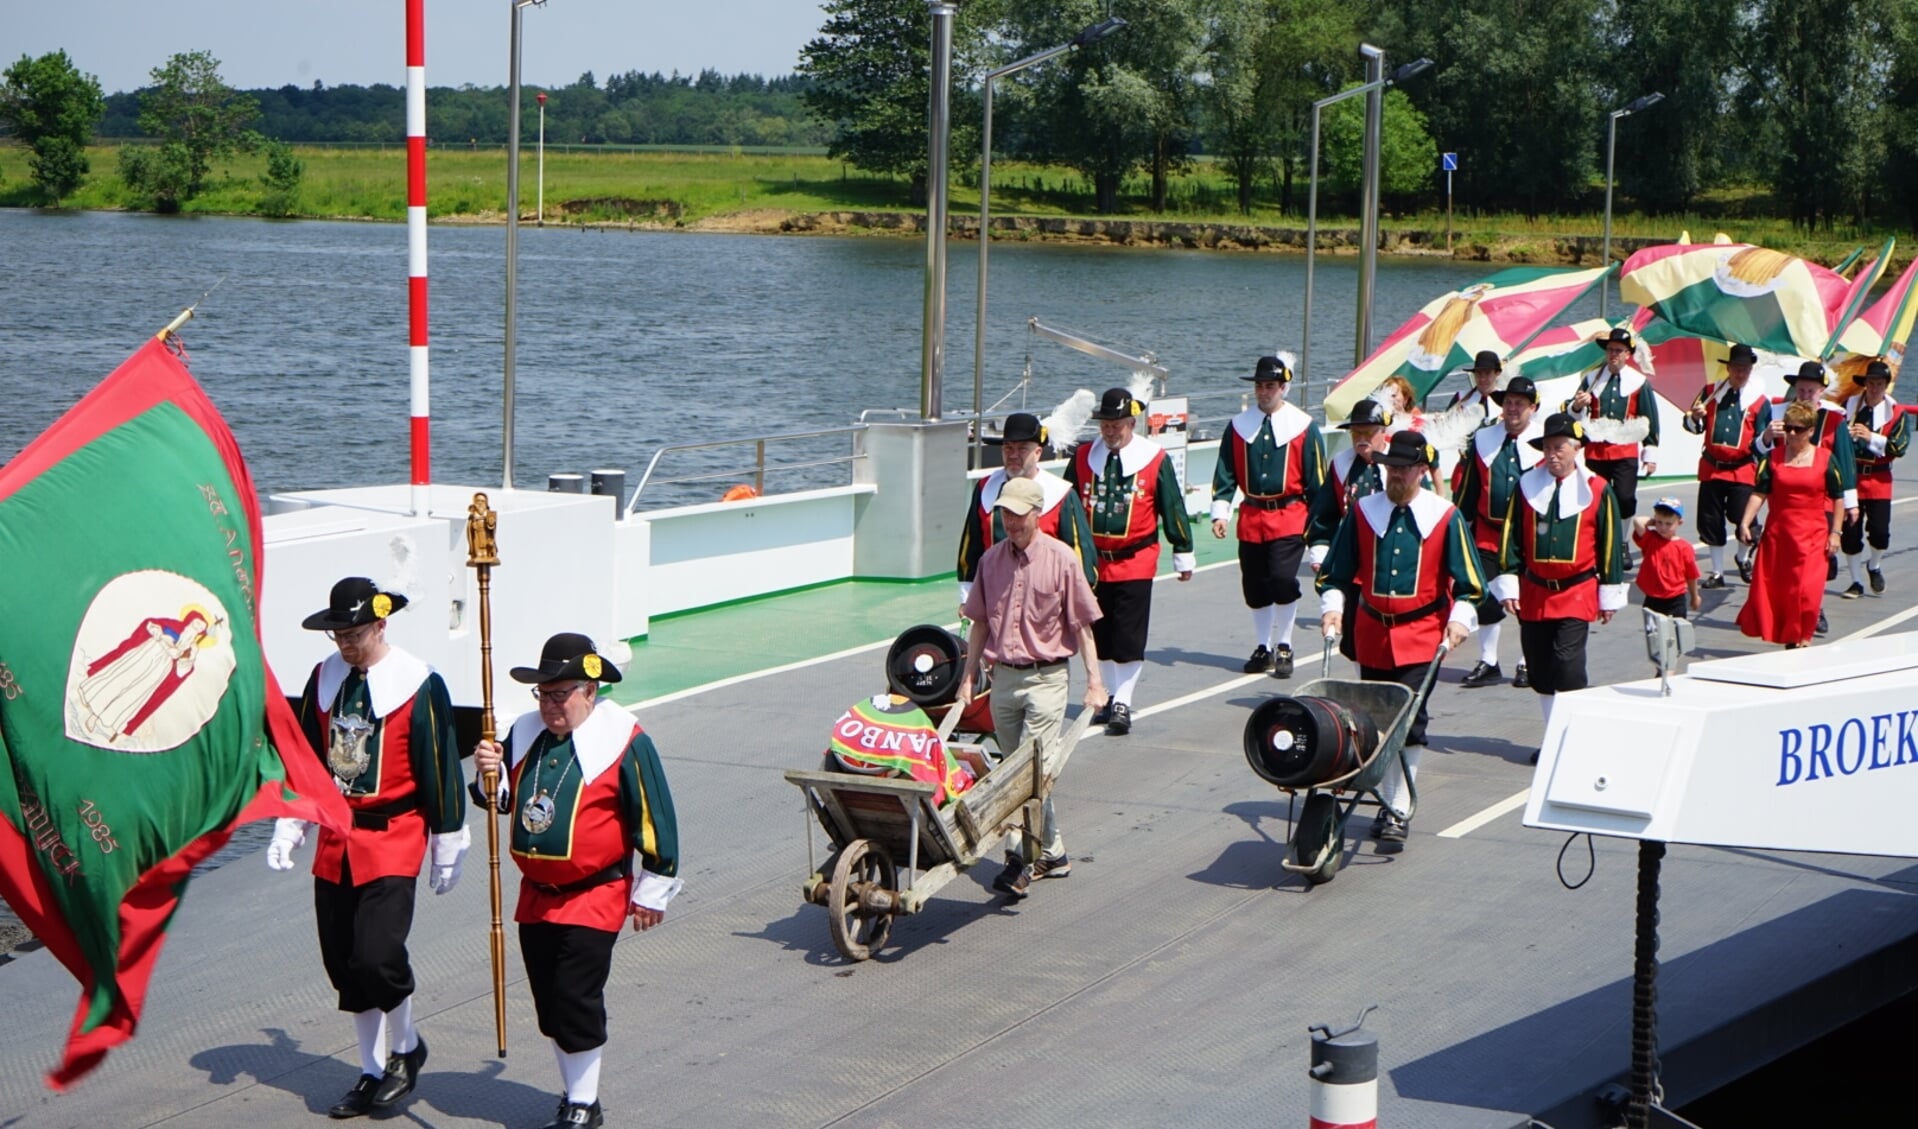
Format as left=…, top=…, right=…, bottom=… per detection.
left=520, top=793, right=557, bottom=834
left=327, top=713, right=375, bottom=784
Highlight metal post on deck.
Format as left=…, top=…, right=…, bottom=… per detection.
left=920, top=0, right=957, bottom=421
left=1355, top=44, right=1384, bottom=367
left=1308, top=1006, right=1380, bottom=1129
left=1626, top=839, right=1667, bottom=1129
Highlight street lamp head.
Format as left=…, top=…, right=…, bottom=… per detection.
left=536, top=91, right=546, bottom=105
left=1614, top=91, right=1665, bottom=118
left=1070, top=16, right=1128, bottom=48
left=1391, top=58, right=1434, bottom=82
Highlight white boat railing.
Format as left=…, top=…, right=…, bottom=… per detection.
left=624, top=425, right=870, bottom=514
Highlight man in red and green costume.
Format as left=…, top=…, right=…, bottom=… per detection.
left=955, top=411, right=1095, bottom=612
left=1839, top=358, right=1911, bottom=597
left=1452, top=374, right=1543, bottom=690
left=1492, top=414, right=1627, bottom=765
left=475, top=633, right=680, bottom=1129
left=1066, top=387, right=1195, bottom=736
left=1681, top=343, right=1771, bottom=588
left=1210, top=351, right=1326, bottom=679
left=1567, top=327, right=1661, bottom=564
left=268, top=576, right=468, bottom=1119
left=1315, top=431, right=1480, bottom=846
left=1306, top=396, right=1393, bottom=568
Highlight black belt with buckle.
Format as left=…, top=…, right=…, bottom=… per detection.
left=1524, top=567, right=1597, bottom=592
left=1359, top=596, right=1448, bottom=628
left=1000, top=658, right=1068, bottom=671
left=1704, top=450, right=1753, bottom=470
left=1242, top=495, right=1303, bottom=511
left=1096, top=536, right=1158, bottom=562
left=349, top=794, right=417, bottom=832
left=529, top=862, right=630, bottom=896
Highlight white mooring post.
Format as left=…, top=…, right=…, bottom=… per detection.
left=1308, top=1008, right=1379, bottom=1128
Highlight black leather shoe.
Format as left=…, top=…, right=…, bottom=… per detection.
left=541, top=1099, right=605, bottom=1129
left=328, top=1075, right=381, bottom=1119
left=372, top=1036, right=426, bottom=1108
left=1460, top=661, right=1503, bottom=688
left=1271, top=644, right=1295, bottom=679
left=1842, top=582, right=1865, bottom=600
left=1242, top=644, right=1275, bottom=673
left=1512, top=664, right=1530, bottom=689
left=1105, top=702, right=1132, bottom=736
left=1871, top=567, right=1887, bottom=593
left=1699, top=573, right=1726, bottom=590
left=1091, top=698, right=1114, bottom=726
left=1816, top=610, right=1830, bottom=637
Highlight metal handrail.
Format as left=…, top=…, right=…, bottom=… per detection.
left=624, top=425, right=868, bottom=514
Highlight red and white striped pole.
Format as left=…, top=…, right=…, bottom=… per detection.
left=1308, top=1016, right=1379, bottom=1128
left=406, top=0, right=431, bottom=517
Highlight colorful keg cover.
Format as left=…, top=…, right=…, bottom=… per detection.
left=828, top=695, right=975, bottom=805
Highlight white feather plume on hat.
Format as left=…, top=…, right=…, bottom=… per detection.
left=1418, top=399, right=1490, bottom=453
left=1043, top=388, right=1097, bottom=444
left=1582, top=416, right=1652, bottom=444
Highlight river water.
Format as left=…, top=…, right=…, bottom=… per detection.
left=0, top=209, right=1525, bottom=507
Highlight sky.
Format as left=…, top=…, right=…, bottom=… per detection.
left=6, top=1, right=834, bottom=93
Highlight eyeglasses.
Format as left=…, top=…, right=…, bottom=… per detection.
left=531, top=683, right=589, bottom=704
left=325, top=625, right=377, bottom=644
left=1782, top=424, right=1810, bottom=434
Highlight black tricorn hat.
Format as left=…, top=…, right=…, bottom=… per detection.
left=1090, top=387, right=1144, bottom=421
left=1864, top=359, right=1894, bottom=382
left=1789, top=360, right=1829, bottom=386
left=1246, top=354, right=1294, bottom=383
left=997, top=412, right=1048, bottom=445
left=510, top=632, right=623, bottom=685
left=1374, top=430, right=1437, bottom=468
left=1720, top=343, right=1759, bottom=366
left=1494, top=375, right=1540, bottom=405
left=1529, top=412, right=1587, bottom=450
left=1338, top=398, right=1393, bottom=430
left=301, top=577, right=409, bottom=632
left=1471, top=349, right=1503, bottom=373
left=1595, top=327, right=1635, bottom=351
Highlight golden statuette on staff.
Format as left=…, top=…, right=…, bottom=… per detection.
left=466, top=493, right=508, bottom=1058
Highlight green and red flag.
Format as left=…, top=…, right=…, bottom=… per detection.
left=1322, top=265, right=1612, bottom=422
left=1617, top=241, right=1855, bottom=359
left=1828, top=256, right=1918, bottom=396
left=0, top=333, right=348, bottom=1088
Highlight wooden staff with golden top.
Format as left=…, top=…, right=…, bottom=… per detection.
left=465, top=493, right=509, bottom=1058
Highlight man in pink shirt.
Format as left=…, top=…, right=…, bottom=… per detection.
left=957, top=476, right=1105, bottom=898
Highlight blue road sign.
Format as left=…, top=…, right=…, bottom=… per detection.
left=1441, top=152, right=1458, bottom=171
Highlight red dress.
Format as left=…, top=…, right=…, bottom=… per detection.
left=1737, top=448, right=1839, bottom=646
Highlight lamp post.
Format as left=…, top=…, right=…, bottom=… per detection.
left=920, top=0, right=958, bottom=421
left=502, top=0, right=545, bottom=489
left=1300, top=52, right=1432, bottom=404
left=536, top=90, right=546, bottom=227
left=1600, top=91, right=1664, bottom=318
left=972, top=15, right=1127, bottom=465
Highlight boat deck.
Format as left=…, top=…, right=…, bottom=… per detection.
left=5, top=471, right=1918, bottom=1128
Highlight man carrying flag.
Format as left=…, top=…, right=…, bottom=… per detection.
left=0, top=332, right=349, bottom=1087
left=1568, top=327, right=1661, bottom=566
left=267, top=576, right=469, bottom=1120
left=1445, top=351, right=1506, bottom=419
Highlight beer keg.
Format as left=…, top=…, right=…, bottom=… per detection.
left=1243, top=694, right=1380, bottom=788
left=885, top=624, right=964, bottom=707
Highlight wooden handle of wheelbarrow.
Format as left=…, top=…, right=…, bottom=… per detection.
left=466, top=493, right=508, bottom=1059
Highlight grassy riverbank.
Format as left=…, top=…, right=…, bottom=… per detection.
left=0, top=144, right=1900, bottom=265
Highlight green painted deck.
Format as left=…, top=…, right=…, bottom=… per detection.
left=609, top=532, right=1240, bottom=704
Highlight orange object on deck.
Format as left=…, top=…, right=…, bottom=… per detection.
left=721, top=484, right=761, bottom=502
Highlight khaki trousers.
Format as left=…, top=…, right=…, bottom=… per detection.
left=989, top=662, right=1068, bottom=862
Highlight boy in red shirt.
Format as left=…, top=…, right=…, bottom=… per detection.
left=1634, top=497, right=1702, bottom=619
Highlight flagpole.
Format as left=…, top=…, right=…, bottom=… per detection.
left=155, top=308, right=194, bottom=341
left=465, top=494, right=509, bottom=1058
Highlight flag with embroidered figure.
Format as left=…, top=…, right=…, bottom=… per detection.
left=1616, top=242, right=1863, bottom=359
left=0, top=332, right=349, bottom=1088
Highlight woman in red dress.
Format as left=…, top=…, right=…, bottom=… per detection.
left=1736, top=401, right=1845, bottom=648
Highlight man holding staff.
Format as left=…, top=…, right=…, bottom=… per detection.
left=474, top=633, right=680, bottom=1129
left=267, top=577, right=468, bottom=1120
left=957, top=476, right=1104, bottom=897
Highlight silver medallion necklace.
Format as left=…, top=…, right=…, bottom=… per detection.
left=519, top=741, right=578, bottom=836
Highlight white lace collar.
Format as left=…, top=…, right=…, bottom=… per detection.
left=316, top=647, right=433, bottom=721
left=507, top=699, right=637, bottom=785
left=1356, top=489, right=1452, bottom=540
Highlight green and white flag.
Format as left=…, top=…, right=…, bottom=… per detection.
left=0, top=334, right=349, bottom=1088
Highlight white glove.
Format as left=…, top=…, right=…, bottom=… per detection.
left=428, top=826, right=471, bottom=895
left=266, top=818, right=308, bottom=872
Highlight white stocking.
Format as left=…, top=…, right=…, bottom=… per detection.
left=352, top=1009, right=387, bottom=1078
left=555, top=1044, right=603, bottom=1105
left=386, top=995, right=417, bottom=1055
left=1250, top=605, right=1276, bottom=650
left=1111, top=661, right=1144, bottom=707
left=1847, top=553, right=1863, bottom=584
left=1475, top=622, right=1501, bottom=666
left=1272, top=602, right=1300, bottom=649
left=1379, top=746, right=1421, bottom=819
left=1097, top=661, right=1118, bottom=702
left=1708, top=544, right=1725, bottom=574
left=1870, top=547, right=1885, bottom=569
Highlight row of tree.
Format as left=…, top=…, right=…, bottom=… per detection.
left=797, top=0, right=1918, bottom=228
left=2, top=50, right=300, bottom=212
left=95, top=70, right=833, bottom=150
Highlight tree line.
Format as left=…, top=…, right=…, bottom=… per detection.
left=797, top=0, right=1918, bottom=229
left=93, top=70, right=831, bottom=150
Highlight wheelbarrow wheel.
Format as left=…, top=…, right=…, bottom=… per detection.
left=828, top=838, right=897, bottom=961
left=1291, top=793, right=1343, bottom=886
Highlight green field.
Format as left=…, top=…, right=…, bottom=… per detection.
left=0, top=143, right=1898, bottom=263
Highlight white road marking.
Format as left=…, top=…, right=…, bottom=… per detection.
left=1836, top=602, right=1918, bottom=643
left=1436, top=788, right=1532, bottom=839
left=1127, top=673, right=1268, bottom=722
